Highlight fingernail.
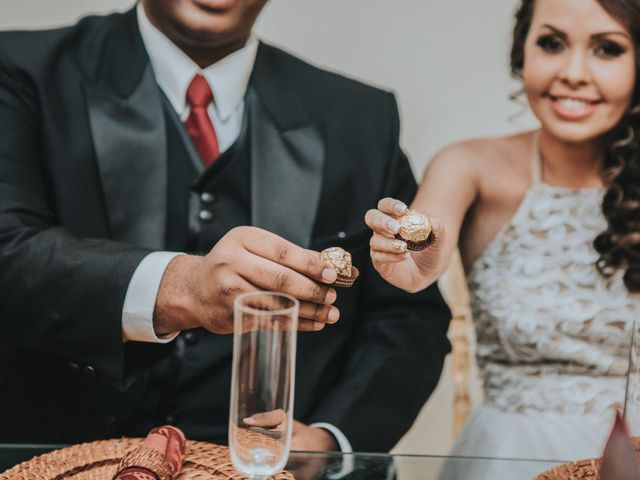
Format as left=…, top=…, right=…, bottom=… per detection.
left=314, top=322, right=325, bottom=331
left=387, top=220, right=400, bottom=234
left=394, top=202, right=408, bottom=214
left=325, top=288, right=337, bottom=304
left=328, top=308, right=340, bottom=323
left=243, top=417, right=256, bottom=424
left=394, top=240, right=406, bottom=252
left=322, top=268, right=337, bottom=283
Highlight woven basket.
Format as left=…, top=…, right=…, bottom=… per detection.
left=534, top=437, right=640, bottom=480
left=534, top=458, right=601, bottom=480
left=0, top=438, right=294, bottom=480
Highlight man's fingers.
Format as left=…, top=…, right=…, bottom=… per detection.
left=299, top=301, right=340, bottom=324
left=365, top=209, right=401, bottom=237
left=241, top=227, right=337, bottom=284
left=238, top=252, right=336, bottom=307
left=377, top=197, right=407, bottom=216
left=298, top=319, right=327, bottom=331
left=243, top=409, right=287, bottom=428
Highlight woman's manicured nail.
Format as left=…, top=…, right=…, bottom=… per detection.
left=394, top=202, right=408, bottom=214
left=387, top=220, right=400, bottom=233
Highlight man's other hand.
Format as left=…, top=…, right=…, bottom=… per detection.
left=291, top=421, right=338, bottom=452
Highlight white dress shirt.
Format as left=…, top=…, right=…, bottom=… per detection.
left=122, top=4, right=257, bottom=343
left=122, top=4, right=352, bottom=459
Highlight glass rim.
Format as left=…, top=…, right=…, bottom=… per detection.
left=234, top=291, right=299, bottom=316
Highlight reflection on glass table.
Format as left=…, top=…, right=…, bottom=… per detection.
left=0, top=444, right=566, bottom=479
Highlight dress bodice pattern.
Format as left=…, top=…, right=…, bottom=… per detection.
left=466, top=140, right=638, bottom=418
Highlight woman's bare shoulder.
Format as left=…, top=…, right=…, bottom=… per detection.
left=426, top=131, right=532, bottom=180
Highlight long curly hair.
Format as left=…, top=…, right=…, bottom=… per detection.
left=510, top=0, right=640, bottom=291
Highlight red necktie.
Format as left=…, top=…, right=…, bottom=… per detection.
left=185, top=74, right=220, bottom=167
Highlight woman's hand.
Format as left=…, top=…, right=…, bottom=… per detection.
left=365, top=197, right=445, bottom=293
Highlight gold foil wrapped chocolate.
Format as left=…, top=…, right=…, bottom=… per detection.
left=319, top=247, right=359, bottom=287
left=395, top=209, right=435, bottom=251
left=320, top=247, right=352, bottom=276
left=397, top=210, right=431, bottom=242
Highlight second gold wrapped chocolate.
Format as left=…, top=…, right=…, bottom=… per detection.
left=319, top=247, right=359, bottom=287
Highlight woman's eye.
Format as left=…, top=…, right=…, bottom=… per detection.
left=536, top=36, right=564, bottom=53
left=594, top=41, right=626, bottom=57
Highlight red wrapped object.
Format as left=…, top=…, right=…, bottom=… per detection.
left=113, top=426, right=186, bottom=480
left=600, top=412, right=640, bottom=480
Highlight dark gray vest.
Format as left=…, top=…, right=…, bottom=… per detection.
left=125, top=97, right=252, bottom=443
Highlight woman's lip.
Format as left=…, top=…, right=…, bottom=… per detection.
left=546, top=95, right=600, bottom=120
left=548, top=94, right=601, bottom=103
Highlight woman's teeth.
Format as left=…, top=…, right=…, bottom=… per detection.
left=558, top=98, right=590, bottom=110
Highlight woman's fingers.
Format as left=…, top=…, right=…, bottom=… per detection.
left=377, top=197, right=407, bottom=216
left=371, top=250, right=410, bottom=265
left=365, top=209, right=401, bottom=236
left=369, top=232, right=407, bottom=253
left=429, top=217, right=444, bottom=241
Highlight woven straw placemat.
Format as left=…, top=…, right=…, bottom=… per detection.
left=0, top=438, right=294, bottom=480
left=534, top=437, right=640, bottom=480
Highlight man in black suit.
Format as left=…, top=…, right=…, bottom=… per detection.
left=0, top=0, right=450, bottom=452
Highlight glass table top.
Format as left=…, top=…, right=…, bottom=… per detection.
left=0, top=444, right=567, bottom=479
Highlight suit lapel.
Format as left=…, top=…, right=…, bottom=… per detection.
left=248, top=45, right=325, bottom=248
left=82, top=9, right=167, bottom=249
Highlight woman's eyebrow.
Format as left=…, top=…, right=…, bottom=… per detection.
left=591, top=31, right=631, bottom=41
left=539, top=23, right=631, bottom=42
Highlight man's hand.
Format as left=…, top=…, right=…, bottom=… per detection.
left=291, top=421, right=338, bottom=452
left=153, top=226, right=340, bottom=335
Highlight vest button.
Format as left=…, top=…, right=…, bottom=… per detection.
left=199, top=210, right=215, bottom=222
left=201, top=192, right=215, bottom=204
left=183, top=331, right=197, bottom=346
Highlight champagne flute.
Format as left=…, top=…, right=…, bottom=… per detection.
left=624, top=319, right=640, bottom=435
left=229, top=292, right=299, bottom=479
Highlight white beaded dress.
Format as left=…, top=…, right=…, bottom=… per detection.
left=443, top=138, right=638, bottom=478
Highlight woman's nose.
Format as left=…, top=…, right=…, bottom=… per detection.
left=558, top=50, right=591, bottom=87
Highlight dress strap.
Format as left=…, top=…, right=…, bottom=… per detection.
left=530, top=130, right=542, bottom=185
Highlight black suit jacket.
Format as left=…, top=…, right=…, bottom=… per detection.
left=0, top=9, right=451, bottom=451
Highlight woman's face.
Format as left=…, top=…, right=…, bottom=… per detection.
left=522, top=0, right=636, bottom=145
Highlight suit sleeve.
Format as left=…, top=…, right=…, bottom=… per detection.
left=307, top=93, right=452, bottom=452
left=0, top=50, right=172, bottom=389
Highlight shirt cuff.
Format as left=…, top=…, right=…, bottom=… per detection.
left=122, top=251, right=184, bottom=343
left=310, top=422, right=354, bottom=478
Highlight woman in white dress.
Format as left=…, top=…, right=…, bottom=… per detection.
left=365, top=0, right=640, bottom=470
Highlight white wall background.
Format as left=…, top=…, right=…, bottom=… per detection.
left=0, top=0, right=539, bottom=453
